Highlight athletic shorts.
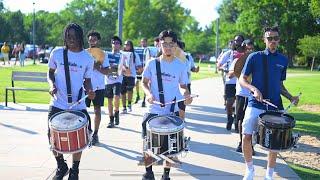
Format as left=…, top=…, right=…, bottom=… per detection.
left=121, top=76, right=135, bottom=94
left=85, top=89, right=105, bottom=107
left=225, top=84, right=236, bottom=99
left=105, top=83, right=121, bottom=98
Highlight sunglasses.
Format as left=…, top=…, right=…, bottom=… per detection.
left=161, top=42, right=175, bottom=48
left=266, top=36, right=280, bottom=41
left=112, top=41, right=120, bottom=45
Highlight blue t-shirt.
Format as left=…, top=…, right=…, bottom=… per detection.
left=242, top=49, right=288, bottom=110
left=105, top=52, right=123, bottom=84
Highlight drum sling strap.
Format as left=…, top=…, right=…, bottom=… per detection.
left=263, top=53, right=269, bottom=110
left=155, top=59, right=176, bottom=112
left=63, top=48, right=83, bottom=105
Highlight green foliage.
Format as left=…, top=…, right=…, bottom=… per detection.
left=298, top=35, right=320, bottom=58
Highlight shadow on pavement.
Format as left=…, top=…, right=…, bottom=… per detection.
left=0, top=122, right=39, bottom=135
left=97, top=143, right=141, bottom=161
left=0, top=104, right=49, bottom=112
left=177, top=161, right=242, bottom=180
left=186, top=121, right=231, bottom=135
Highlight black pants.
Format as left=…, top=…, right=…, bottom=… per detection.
left=141, top=112, right=179, bottom=137
left=47, top=106, right=92, bottom=141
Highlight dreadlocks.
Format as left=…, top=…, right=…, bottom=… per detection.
left=63, top=23, right=84, bottom=49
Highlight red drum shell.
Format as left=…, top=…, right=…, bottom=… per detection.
left=49, top=111, right=89, bottom=154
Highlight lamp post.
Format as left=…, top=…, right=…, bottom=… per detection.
left=32, top=2, right=36, bottom=64
left=118, top=0, right=124, bottom=40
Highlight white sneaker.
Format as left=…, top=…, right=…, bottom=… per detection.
left=243, top=168, right=255, bottom=180
left=264, top=175, right=273, bottom=180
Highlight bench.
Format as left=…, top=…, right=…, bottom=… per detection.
left=5, top=71, right=48, bottom=106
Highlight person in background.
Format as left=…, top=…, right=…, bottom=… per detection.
left=1, top=42, right=10, bottom=65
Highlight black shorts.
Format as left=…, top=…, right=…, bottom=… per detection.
left=235, top=95, right=248, bottom=122
left=85, top=89, right=105, bottom=107
left=47, top=106, right=92, bottom=142
left=121, top=76, right=135, bottom=94
left=225, top=84, right=236, bottom=99
left=105, top=83, right=121, bottom=98
left=136, top=75, right=142, bottom=80
left=141, top=112, right=179, bottom=137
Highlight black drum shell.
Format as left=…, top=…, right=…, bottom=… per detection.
left=257, top=111, right=295, bottom=151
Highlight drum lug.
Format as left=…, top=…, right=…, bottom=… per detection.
left=292, top=133, right=301, bottom=149
left=184, top=137, right=191, bottom=151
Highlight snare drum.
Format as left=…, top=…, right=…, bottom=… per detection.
left=146, top=115, right=185, bottom=156
left=49, top=110, right=89, bottom=154
left=256, top=111, right=295, bottom=151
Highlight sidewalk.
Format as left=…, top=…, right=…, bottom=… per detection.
left=0, top=78, right=300, bottom=180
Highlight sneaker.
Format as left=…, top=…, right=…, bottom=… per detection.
left=142, top=171, right=155, bottom=180
left=161, top=174, right=171, bottom=180
left=141, top=102, right=146, bottom=107
left=121, top=108, right=127, bottom=114
left=68, top=168, right=79, bottom=180
left=243, top=168, right=255, bottom=180
left=135, top=96, right=140, bottom=104
left=107, top=122, right=114, bottom=128
left=91, top=134, right=99, bottom=145
left=127, top=105, right=132, bottom=112
left=264, top=175, right=273, bottom=180
left=52, top=163, right=69, bottom=180
left=236, top=143, right=242, bottom=153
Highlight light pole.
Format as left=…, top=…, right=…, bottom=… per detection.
left=118, top=0, right=124, bottom=40
left=32, top=2, right=36, bottom=64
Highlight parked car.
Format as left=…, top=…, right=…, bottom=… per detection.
left=25, top=44, right=39, bottom=59
left=209, top=56, right=217, bottom=63
left=39, top=45, right=53, bottom=63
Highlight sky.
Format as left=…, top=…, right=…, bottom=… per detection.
left=3, top=0, right=222, bottom=28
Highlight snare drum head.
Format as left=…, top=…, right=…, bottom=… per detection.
left=50, top=111, right=88, bottom=131
left=259, top=111, right=295, bottom=128
left=147, top=115, right=184, bottom=133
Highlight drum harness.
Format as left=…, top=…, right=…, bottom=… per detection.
left=142, top=59, right=190, bottom=167
left=253, top=53, right=300, bottom=151
left=63, top=48, right=92, bottom=147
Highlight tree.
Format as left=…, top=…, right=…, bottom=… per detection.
left=297, top=35, right=320, bottom=71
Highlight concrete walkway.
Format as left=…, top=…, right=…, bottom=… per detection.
left=0, top=77, right=300, bottom=180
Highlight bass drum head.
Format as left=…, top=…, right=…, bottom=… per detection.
left=259, top=111, right=295, bottom=129
left=50, top=110, right=87, bottom=131
left=147, top=115, right=184, bottom=133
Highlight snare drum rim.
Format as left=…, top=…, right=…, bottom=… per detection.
left=258, top=111, right=295, bottom=129
left=147, top=115, right=185, bottom=133
left=49, top=110, right=88, bottom=131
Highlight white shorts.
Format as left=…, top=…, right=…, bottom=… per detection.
left=242, top=106, right=265, bottom=135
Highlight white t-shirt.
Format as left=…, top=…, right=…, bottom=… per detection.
left=48, top=47, right=94, bottom=110
left=86, top=50, right=110, bottom=90
left=121, top=51, right=142, bottom=77
left=229, top=56, right=250, bottom=97
left=105, top=51, right=124, bottom=84
left=186, top=53, right=195, bottom=83
left=219, top=50, right=237, bottom=84
left=142, top=58, right=188, bottom=115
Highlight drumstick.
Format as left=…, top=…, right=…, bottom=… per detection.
left=284, top=92, right=302, bottom=113
left=153, top=94, right=199, bottom=106
left=68, top=87, right=98, bottom=109
left=262, top=99, right=278, bottom=109
left=198, top=58, right=202, bottom=67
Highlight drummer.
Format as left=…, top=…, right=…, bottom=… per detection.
left=239, top=26, right=299, bottom=180
left=47, top=23, right=95, bottom=180
left=141, top=30, right=191, bottom=180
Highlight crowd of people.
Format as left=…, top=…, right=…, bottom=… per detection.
left=44, top=21, right=302, bottom=180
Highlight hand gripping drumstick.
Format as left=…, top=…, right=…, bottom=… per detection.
left=68, top=88, right=98, bottom=110
left=284, top=92, right=302, bottom=113
left=153, top=94, right=199, bottom=106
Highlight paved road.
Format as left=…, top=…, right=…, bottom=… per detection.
left=0, top=77, right=299, bottom=180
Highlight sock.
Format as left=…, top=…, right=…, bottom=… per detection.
left=55, top=155, right=65, bottom=167
left=245, top=161, right=254, bottom=171
left=72, top=161, right=80, bottom=170
left=146, top=166, right=152, bottom=173
left=164, top=168, right=170, bottom=176
left=266, top=167, right=274, bottom=177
